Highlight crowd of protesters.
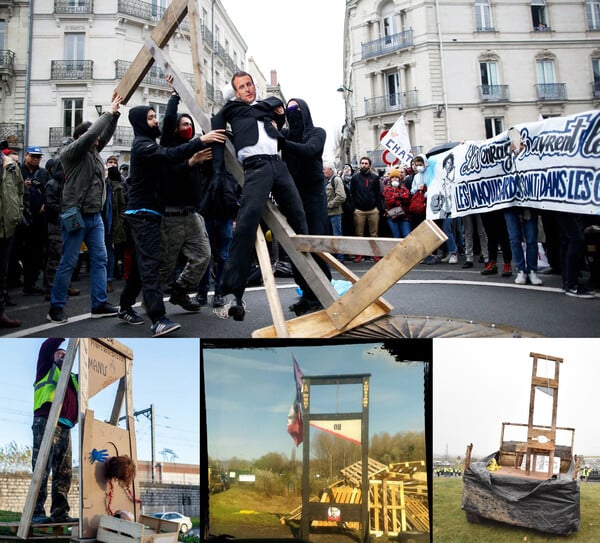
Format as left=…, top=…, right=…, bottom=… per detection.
left=1, top=82, right=598, bottom=332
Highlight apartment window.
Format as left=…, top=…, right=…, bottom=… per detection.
left=63, top=98, right=83, bottom=131
left=0, top=19, right=5, bottom=49
left=149, top=101, right=166, bottom=122
left=587, top=0, right=600, bottom=30
left=64, top=33, right=84, bottom=61
left=382, top=2, right=396, bottom=42
left=387, top=72, right=400, bottom=107
left=536, top=59, right=555, bottom=84
left=475, top=0, right=493, bottom=31
left=531, top=0, right=549, bottom=31
left=480, top=61, right=499, bottom=87
left=593, top=58, right=600, bottom=96
left=485, top=117, right=504, bottom=138
left=151, top=0, right=166, bottom=19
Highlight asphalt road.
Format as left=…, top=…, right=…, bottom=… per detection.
left=1, top=258, right=598, bottom=339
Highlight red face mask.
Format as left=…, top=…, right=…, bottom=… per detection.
left=179, top=126, right=193, bottom=140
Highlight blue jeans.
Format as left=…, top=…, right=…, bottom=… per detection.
left=504, top=209, right=538, bottom=272
left=198, top=218, right=234, bottom=296
left=329, top=214, right=344, bottom=260
left=51, top=212, right=108, bottom=309
left=386, top=218, right=411, bottom=238
left=442, top=218, right=457, bottom=254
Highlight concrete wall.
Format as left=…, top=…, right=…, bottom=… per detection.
left=0, top=474, right=199, bottom=517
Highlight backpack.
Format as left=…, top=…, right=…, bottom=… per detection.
left=409, top=189, right=426, bottom=215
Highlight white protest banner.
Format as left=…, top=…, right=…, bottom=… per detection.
left=423, top=110, right=600, bottom=219
left=380, top=115, right=414, bottom=164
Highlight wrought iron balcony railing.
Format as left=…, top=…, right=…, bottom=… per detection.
left=0, top=50, right=15, bottom=76
left=0, top=123, right=25, bottom=146
left=117, top=0, right=189, bottom=31
left=49, top=127, right=74, bottom=147
left=54, top=0, right=93, bottom=15
left=112, top=126, right=134, bottom=147
left=201, top=24, right=213, bottom=48
left=50, top=60, right=93, bottom=80
left=535, top=83, right=566, bottom=101
left=362, top=29, right=413, bottom=60
left=364, top=91, right=418, bottom=116
left=115, top=59, right=194, bottom=88
left=479, top=84, right=509, bottom=102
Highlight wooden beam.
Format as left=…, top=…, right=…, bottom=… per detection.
left=325, top=220, right=446, bottom=330
left=187, top=0, right=204, bottom=106
left=255, top=226, right=289, bottom=337
left=262, top=201, right=338, bottom=306
left=115, top=0, right=189, bottom=103
left=292, top=235, right=405, bottom=257
left=18, top=339, right=79, bottom=539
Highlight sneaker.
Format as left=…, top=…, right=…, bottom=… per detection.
left=448, top=253, right=458, bottom=264
left=32, top=515, right=50, bottom=524
left=151, top=317, right=181, bottom=337
left=91, top=302, right=119, bottom=318
left=169, top=285, right=201, bottom=312
left=47, top=306, right=68, bottom=323
left=353, top=255, right=364, bottom=263
left=481, top=261, right=497, bottom=275
left=118, top=308, right=144, bottom=326
left=49, top=515, right=77, bottom=524
left=515, top=270, right=527, bottom=285
left=564, top=284, right=596, bottom=299
left=212, top=294, right=225, bottom=308
left=67, top=287, right=80, bottom=296
left=424, top=255, right=440, bottom=265
left=373, top=256, right=382, bottom=263
left=461, top=261, right=473, bottom=269
left=501, top=263, right=513, bottom=277
left=528, top=270, right=543, bottom=286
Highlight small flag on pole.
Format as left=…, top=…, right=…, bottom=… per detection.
left=287, top=356, right=304, bottom=446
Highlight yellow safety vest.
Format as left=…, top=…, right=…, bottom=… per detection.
left=33, top=364, right=79, bottom=411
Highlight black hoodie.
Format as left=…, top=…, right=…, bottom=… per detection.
left=126, top=105, right=205, bottom=213
left=280, top=98, right=326, bottom=198
left=158, top=93, right=204, bottom=209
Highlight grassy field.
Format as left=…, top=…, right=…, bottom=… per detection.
left=433, top=478, right=600, bottom=543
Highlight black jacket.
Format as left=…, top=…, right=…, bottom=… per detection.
left=350, top=169, right=383, bottom=212
left=158, top=94, right=204, bottom=209
left=281, top=98, right=326, bottom=198
left=210, top=96, right=285, bottom=172
left=126, top=105, right=205, bottom=213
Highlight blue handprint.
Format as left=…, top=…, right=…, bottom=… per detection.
left=90, top=448, right=109, bottom=464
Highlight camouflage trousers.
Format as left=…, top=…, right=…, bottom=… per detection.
left=44, top=222, right=62, bottom=288
left=32, top=417, right=72, bottom=519
left=160, top=212, right=210, bottom=290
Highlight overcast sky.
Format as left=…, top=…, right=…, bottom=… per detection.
left=203, top=343, right=428, bottom=462
left=0, top=338, right=200, bottom=465
left=433, top=338, right=600, bottom=461
left=219, top=0, right=346, bottom=162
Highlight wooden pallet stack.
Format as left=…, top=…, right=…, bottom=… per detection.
left=283, top=458, right=429, bottom=537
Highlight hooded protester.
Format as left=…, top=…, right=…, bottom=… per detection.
left=157, top=79, right=225, bottom=312
left=118, top=103, right=218, bottom=337
left=280, top=98, right=332, bottom=316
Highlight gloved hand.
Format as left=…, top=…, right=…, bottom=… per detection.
left=90, top=448, right=109, bottom=463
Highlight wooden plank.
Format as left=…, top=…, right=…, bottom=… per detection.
left=255, top=226, right=289, bottom=337
left=18, top=339, right=79, bottom=539
left=325, top=220, right=446, bottom=330
left=293, top=235, right=405, bottom=257
left=86, top=339, right=127, bottom=399
left=252, top=299, right=390, bottom=338
left=115, top=0, right=189, bottom=103
left=186, top=0, right=203, bottom=106
left=262, top=202, right=338, bottom=307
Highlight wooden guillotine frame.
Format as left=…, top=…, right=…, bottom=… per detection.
left=300, top=373, right=371, bottom=543
left=112, top=0, right=447, bottom=339
left=17, top=338, right=139, bottom=541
